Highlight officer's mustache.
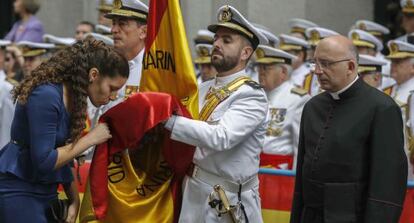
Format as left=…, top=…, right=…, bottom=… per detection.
left=212, top=48, right=223, bottom=57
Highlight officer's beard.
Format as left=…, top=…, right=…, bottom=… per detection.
left=211, top=52, right=240, bottom=73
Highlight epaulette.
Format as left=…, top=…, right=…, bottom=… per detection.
left=395, top=99, right=407, bottom=108
left=291, top=87, right=308, bottom=96
left=244, top=80, right=262, bottom=89
left=6, top=78, right=18, bottom=86
left=383, top=85, right=394, bottom=96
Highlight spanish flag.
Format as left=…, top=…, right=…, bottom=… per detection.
left=259, top=172, right=295, bottom=222
left=140, top=0, right=198, bottom=117
left=79, top=0, right=197, bottom=222
left=79, top=93, right=195, bottom=222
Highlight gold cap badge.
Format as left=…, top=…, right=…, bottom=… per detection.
left=351, top=32, right=360, bottom=41
left=219, top=5, right=232, bottom=22
left=310, top=30, right=320, bottom=42
left=256, top=48, right=265, bottom=59
left=199, top=47, right=210, bottom=57
left=357, top=23, right=367, bottom=31
left=390, top=42, right=399, bottom=54
left=113, top=0, right=122, bottom=10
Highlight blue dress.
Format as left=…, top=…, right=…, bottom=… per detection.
left=0, top=83, right=73, bottom=223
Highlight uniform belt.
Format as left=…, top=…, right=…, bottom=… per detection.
left=188, top=164, right=259, bottom=193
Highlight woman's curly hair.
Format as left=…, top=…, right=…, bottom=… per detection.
left=13, top=36, right=129, bottom=143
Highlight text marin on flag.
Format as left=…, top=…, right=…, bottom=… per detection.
left=143, top=50, right=176, bottom=73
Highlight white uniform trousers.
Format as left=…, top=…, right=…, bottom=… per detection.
left=178, top=175, right=263, bottom=223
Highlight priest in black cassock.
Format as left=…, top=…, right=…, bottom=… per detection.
left=290, top=35, right=407, bottom=223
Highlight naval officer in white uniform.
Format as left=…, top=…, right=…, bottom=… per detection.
left=103, top=0, right=148, bottom=110
left=384, top=40, right=414, bottom=180
left=278, top=34, right=312, bottom=91
left=165, top=5, right=268, bottom=223
left=255, top=45, right=310, bottom=170
left=304, top=27, right=339, bottom=96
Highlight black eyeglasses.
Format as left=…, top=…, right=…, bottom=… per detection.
left=309, top=58, right=351, bottom=71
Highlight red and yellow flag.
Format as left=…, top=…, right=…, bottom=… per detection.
left=259, top=173, right=294, bottom=222
left=79, top=93, right=194, bottom=223
left=141, top=0, right=198, bottom=117
left=79, top=0, right=197, bottom=222
left=81, top=114, right=92, bottom=137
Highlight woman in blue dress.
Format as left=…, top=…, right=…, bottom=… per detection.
left=0, top=36, right=129, bottom=223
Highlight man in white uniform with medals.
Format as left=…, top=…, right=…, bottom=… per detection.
left=383, top=40, right=414, bottom=180
left=255, top=45, right=310, bottom=170
left=165, top=5, right=269, bottom=223
left=103, top=0, right=148, bottom=110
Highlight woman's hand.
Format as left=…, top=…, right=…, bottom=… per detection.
left=85, top=122, right=112, bottom=146
left=63, top=181, right=80, bottom=223
left=65, top=201, right=79, bottom=223
left=55, top=123, right=112, bottom=169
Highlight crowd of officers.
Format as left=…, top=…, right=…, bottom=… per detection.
left=192, top=1, right=414, bottom=183
left=0, top=0, right=413, bottom=211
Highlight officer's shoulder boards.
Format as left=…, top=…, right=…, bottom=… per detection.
left=304, top=72, right=313, bottom=78
left=291, top=87, right=308, bottom=96
left=383, top=85, right=395, bottom=95
left=395, top=99, right=407, bottom=108
left=244, top=80, right=262, bottom=89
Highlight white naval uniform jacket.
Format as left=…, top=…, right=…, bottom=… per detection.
left=409, top=91, right=414, bottom=179
left=386, top=77, right=414, bottom=180
left=385, top=77, right=414, bottom=105
left=167, top=70, right=268, bottom=223
left=0, top=70, right=5, bottom=83
left=291, top=63, right=311, bottom=88
left=308, top=74, right=321, bottom=96
left=263, top=81, right=310, bottom=170
left=0, top=81, right=15, bottom=149
left=291, top=63, right=320, bottom=96
left=376, top=52, right=396, bottom=90
left=0, top=70, right=6, bottom=111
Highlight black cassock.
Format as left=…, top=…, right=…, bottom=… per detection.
left=290, top=78, right=407, bottom=223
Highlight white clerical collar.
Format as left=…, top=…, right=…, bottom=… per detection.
left=329, top=75, right=359, bottom=100
left=215, top=69, right=246, bottom=87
